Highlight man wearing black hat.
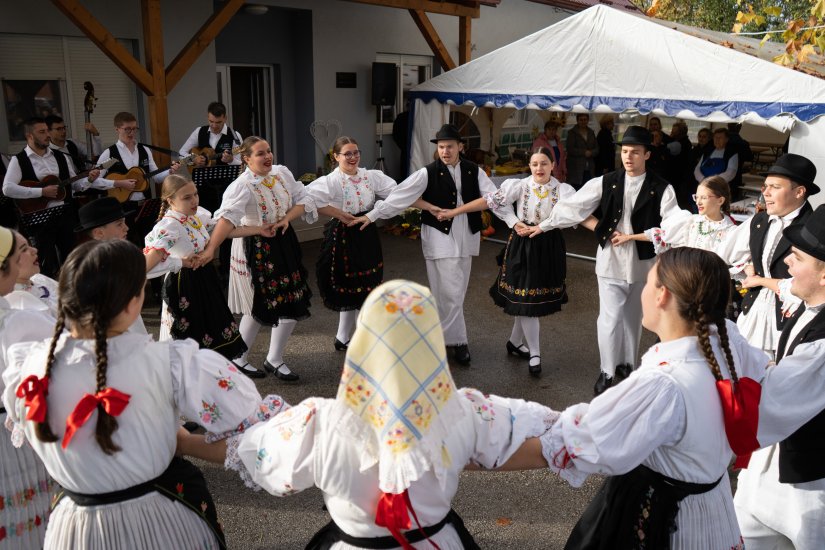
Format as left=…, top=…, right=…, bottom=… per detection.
left=350, top=124, right=497, bottom=365
left=734, top=204, right=825, bottom=549
left=716, top=153, right=818, bottom=356
left=535, top=125, right=679, bottom=395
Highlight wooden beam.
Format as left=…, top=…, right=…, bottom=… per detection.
left=165, top=0, right=245, bottom=91
left=346, top=0, right=480, bottom=18
left=50, top=0, right=153, bottom=94
left=409, top=9, right=456, bottom=71
left=458, top=15, right=471, bottom=65
left=141, top=0, right=170, bottom=177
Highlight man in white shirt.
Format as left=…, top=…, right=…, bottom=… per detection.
left=2, top=117, right=103, bottom=277
left=536, top=125, right=679, bottom=395
left=178, top=101, right=241, bottom=167
left=45, top=114, right=102, bottom=173
left=350, top=124, right=497, bottom=365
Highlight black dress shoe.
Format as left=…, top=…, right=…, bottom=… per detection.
left=262, top=359, right=277, bottom=374
left=233, top=361, right=265, bottom=379
left=266, top=360, right=300, bottom=382
left=452, top=344, right=471, bottom=365
left=616, top=363, right=634, bottom=380
left=528, top=356, right=542, bottom=377
left=334, top=338, right=349, bottom=351
left=506, top=340, right=530, bottom=359
left=593, top=371, right=613, bottom=396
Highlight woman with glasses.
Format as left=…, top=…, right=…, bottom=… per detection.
left=305, top=136, right=397, bottom=350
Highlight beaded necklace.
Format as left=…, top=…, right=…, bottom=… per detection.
left=521, top=179, right=559, bottom=225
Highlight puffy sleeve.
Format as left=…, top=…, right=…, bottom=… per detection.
left=645, top=209, right=694, bottom=253
left=197, top=206, right=217, bottom=232
left=305, top=175, right=335, bottom=210
left=486, top=178, right=522, bottom=227
left=777, top=278, right=802, bottom=318
left=367, top=168, right=428, bottom=222
left=539, top=368, right=686, bottom=487
left=715, top=215, right=754, bottom=268
left=214, top=177, right=253, bottom=227
left=169, top=339, right=263, bottom=434
left=369, top=169, right=398, bottom=200
left=280, top=166, right=315, bottom=222
left=459, top=388, right=558, bottom=469
left=227, top=398, right=326, bottom=494
left=540, top=176, right=603, bottom=232
left=143, top=217, right=180, bottom=258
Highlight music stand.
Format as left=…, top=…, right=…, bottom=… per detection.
left=192, top=165, right=241, bottom=213
left=19, top=204, right=69, bottom=232
left=134, top=198, right=161, bottom=225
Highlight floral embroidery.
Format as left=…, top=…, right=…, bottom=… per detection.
left=426, top=372, right=453, bottom=404
left=340, top=170, right=375, bottom=214
left=521, top=179, right=559, bottom=225
left=496, top=231, right=565, bottom=299
left=384, top=424, right=414, bottom=454
left=216, top=376, right=235, bottom=391
left=0, top=479, right=51, bottom=511
left=176, top=483, right=184, bottom=497
left=179, top=297, right=190, bottom=311
left=175, top=317, right=190, bottom=332
left=201, top=334, right=213, bottom=347
left=199, top=401, right=222, bottom=425
left=384, top=290, right=425, bottom=315
left=635, top=486, right=655, bottom=547
left=463, top=391, right=496, bottom=422
left=731, top=536, right=745, bottom=550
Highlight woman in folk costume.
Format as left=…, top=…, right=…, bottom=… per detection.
left=6, top=233, right=58, bottom=317
left=177, top=279, right=559, bottom=549
left=437, top=147, right=576, bottom=376
left=0, top=227, right=55, bottom=548
left=2, top=240, right=281, bottom=549
left=144, top=174, right=272, bottom=362
left=538, top=248, right=768, bottom=549
left=306, top=136, right=397, bottom=351
left=199, top=136, right=314, bottom=381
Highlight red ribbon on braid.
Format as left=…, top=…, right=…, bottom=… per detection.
left=16, top=375, right=50, bottom=423
left=62, top=388, right=131, bottom=449
left=375, top=490, right=441, bottom=550
left=715, top=377, right=761, bottom=469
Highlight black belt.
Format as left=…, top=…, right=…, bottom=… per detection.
left=0, top=407, right=6, bottom=415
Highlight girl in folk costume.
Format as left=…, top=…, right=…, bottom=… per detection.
left=0, top=227, right=54, bottom=549
left=537, top=248, right=768, bottom=549
left=2, top=240, right=278, bottom=549
left=144, top=174, right=270, bottom=363
left=438, top=148, right=576, bottom=375
left=306, top=136, right=397, bottom=350
left=200, top=136, right=314, bottom=381
left=6, top=234, right=58, bottom=317
left=177, top=279, right=559, bottom=549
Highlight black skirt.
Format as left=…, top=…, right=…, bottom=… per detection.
left=244, top=225, right=312, bottom=326
left=316, top=216, right=383, bottom=311
left=163, top=263, right=247, bottom=361
left=489, top=227, right=567, bottom=317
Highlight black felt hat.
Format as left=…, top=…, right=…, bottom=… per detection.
left=430, top=124, right=463, bottom=143
left=74, top=197, right=126, bottom=232
left=784, top=205, right=825, bottom=261
left=618, top=125, right=651, bottom=148
left=762, top=153, right=820, bottom=196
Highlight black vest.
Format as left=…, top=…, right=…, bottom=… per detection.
left=64, top=140, right=86, bottom=173
left=740, top=202, right=813, bottom=329
left=106, top=144, right=149, bottom=175
left=594, top=169, right=671, bottom=261
left=16, top=149, right=71, bottom=199
left=774, top=306, right=825, bottom=483
left=197, top=126, right=237, bottom=165
left=421, top=159, right=482, bottom=235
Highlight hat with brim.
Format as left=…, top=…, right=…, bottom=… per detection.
left=430, top=124, right=463, bottom=143
left=783, top=204, right=825, bottom=262
left=74, top=197, right=128, bottom=232
left=761, top=153, right=820, bottom=196
left=618, top=125, right=651, bottom=149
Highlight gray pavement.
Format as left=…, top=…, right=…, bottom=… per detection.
left=142, top=226, right=657, bottom=549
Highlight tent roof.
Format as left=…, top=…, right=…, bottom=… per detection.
left=410, top=4, right=825, bottom=123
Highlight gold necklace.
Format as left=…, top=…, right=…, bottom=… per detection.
left=187, top=215, right=203, bottom=230
left=260, top=176, right=275, bottom=189
left=532, top=184, right=549, bottom=200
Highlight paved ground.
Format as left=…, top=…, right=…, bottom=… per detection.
left=142, top=225, right=658, bottom=549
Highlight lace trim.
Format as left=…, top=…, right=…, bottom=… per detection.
left=224, top=434, right=262, bottom=491
left=205, top=394, right=290, bottom=443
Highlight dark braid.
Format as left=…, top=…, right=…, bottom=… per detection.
left=34, top=312, right=64, bottom=443
left=715, top=320, right=740, bottom=384
left=92, top=317, right=121, bottom=455
left=695, top=313, right=724, bottom=382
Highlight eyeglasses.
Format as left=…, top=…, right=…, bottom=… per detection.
left=51, top=126, right=67, bottom=132
left=692, top=194, right=719, bottom=202
left=337, top=150, right=361, bottom=160
left=120, top=127, right=140, bottom=134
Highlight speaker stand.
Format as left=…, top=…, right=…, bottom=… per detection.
left=373, top=105, right=386, bottom=172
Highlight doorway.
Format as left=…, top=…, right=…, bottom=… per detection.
left=216, top=64, right=277, bottom=156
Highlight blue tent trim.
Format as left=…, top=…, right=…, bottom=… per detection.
left=408, top=91, right=825, bottom=122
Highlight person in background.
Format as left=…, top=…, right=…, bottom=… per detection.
left=665, top=121, right=695, bottom=210
left=692, top=127, right=712, bottom=166
left=694, top=128, right=739, bottom=197
left=532, top=120, right=567, bottom=182
left=45, top=114, right=102, bottom=174
left=595, top=115, right=615, bottom=175
left=178, top=101, right=242, bottom=168
left=566, top=113, right=598, bottom=189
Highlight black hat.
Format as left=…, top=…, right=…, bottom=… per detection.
left=784, top=205, right=825, bottom=262
left=761, top=153, right=820, bottom=196
left=430, top=124, right=463, bottom=144
left=618, top=125, right=651, bottom=148
left=74, top=197, right=126, bottom=232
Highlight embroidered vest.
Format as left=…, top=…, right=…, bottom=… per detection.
left=422, top=159, right=482, bottom=235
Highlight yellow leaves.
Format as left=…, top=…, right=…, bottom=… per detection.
left=760, top=32, right=774, bottom=47
left=799, top=44, right=817, bottom=62
left=735, top=5, right=766, bottom=27
left=645, top=0, right=661, bottom=17
left=764, top=6, right=782, bottom=18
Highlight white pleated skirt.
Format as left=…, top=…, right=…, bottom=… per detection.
left=669, top=471, right=743, bottom=549
left=0, top=414, right=52, bottom=549
left=46, top=491, right=220, bottom=550
left=228, top=237, right=253, bottom=315
left=737, top=287, right=779, bottom=354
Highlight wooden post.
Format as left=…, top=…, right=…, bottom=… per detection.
left=141, top=0, right=170, bottom=194
left=459, top=15, right=471, bottom=65
left=409, top=9, right=456, bottom=71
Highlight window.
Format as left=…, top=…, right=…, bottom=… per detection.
left=374, top=54, right=433, bottom=133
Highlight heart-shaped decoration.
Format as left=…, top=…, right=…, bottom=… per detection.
left=310, top=119, right=343, bottom=153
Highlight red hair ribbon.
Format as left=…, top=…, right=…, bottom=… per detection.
left=715, top=377, right=761, bottom=469
left=375, top=490, right=441, bottom=550
left=16, top=375, right=50, bottom=423
left=62, top=388, right=131, bottom=449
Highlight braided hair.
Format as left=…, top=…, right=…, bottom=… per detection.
left=157, top=174, right=192, bottom=221
left=37, top=240, right=146, bottom=453
left=655, top=247, right=740, bottom=383
left=238, top=135, right=267, bottom=170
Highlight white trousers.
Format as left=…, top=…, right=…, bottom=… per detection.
left=596, top=276, right=644, bottom=376
left=425, top=256, right=471, bottom=347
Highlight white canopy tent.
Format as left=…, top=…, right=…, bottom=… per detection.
left=408, top=4, right=825, bottom=204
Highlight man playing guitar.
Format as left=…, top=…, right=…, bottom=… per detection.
left=178, top=101, right=242, bottom=167
left=46, top=115, right=102, bottom=173
left=2, top=117, right=104, bottom=276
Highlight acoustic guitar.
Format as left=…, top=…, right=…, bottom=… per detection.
left=187, top=145, right=241, bottom=173
left=15, top=158, right=118, bottom=214
left=105, top=149, right=207, bottom=202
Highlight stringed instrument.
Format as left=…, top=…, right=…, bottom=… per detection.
left=105, top=149, right=207, bottom=202
left=187, top=145, right=241, bottom=174
left=15, top=158, right=118, bottom=214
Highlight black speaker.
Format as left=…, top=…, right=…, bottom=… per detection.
left=372, top=62, right=397, bottom=106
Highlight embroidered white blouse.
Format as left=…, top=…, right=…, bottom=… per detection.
left=214, top=166, right=315, bottom=227
left=2, top=334, right=264, bottom=494
left=145, top=206, right=215, bottom=261
left=305, top=167, right=397, bottom=222
left=644, top=211, right=735, bottom=253
left=9, top=274, right=59, bottom=317
left=486, top=176, right=576, bottom=227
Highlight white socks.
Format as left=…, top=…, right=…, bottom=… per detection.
left=517, top=316, right=540, bottom=363
left=336, top=310, right=358, bottom=344
left=267, top=319, right=297, bottom=374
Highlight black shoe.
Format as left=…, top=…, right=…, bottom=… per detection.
left=528, top=356, right=541, bottom=377
left=593, top=372, right=613, bottom=396
left=267, top=361, right=299, bottom=382
left=452, top=344, right=471, bottom=365
left=334, top=338, right=349, bottom=351
left=616, top=363, right=633, bottom=380
left=506, top=340, right=530, bottom=359
left=262, top=359, right=278, bottom=374
left=233, top=361, right=265, bottom=379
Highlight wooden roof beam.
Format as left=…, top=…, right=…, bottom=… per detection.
left=50, top=0, right=154, bottom=94
left=410, top=9, right=456, bottom=71
left=345, top=0, right=480, bottom=18
left=459, top=15, right=471, bottom=65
